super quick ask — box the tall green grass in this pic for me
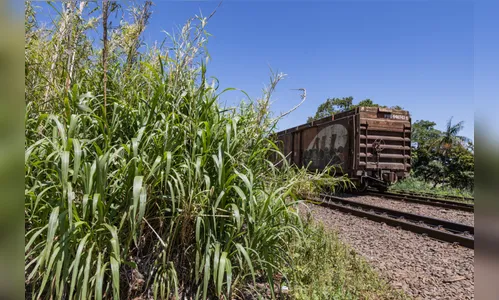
[25,3,403,299]
[24,3,334,299]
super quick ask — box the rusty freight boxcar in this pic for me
[275,106,412,190]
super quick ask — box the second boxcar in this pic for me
[276,106,412,190]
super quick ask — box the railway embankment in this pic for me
[305,202,474,299]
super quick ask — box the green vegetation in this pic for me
[25,2,400,299]
[410,119,474,195]
[307,97,403,122]
[390,177,473,200]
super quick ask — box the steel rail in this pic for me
[389,190,474,202]
[309,194,474,249]
[365,190,474,212]
[319,193,473,233]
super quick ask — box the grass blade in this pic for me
[61,151,70,195]
[235,243,255,284]
[92,194,100,222]
[137,186,147,230]
[132,176,144,221]
[213,243,220,287]
[202,249,211,300]
[67,183,74,229]
[217,251,228,296]
[225,258,232,297]
[104,224,121,300]
[81,243,95,300]
[82,194,89,220]
[37,244,60,298]
[69,233,90,300]
[73,139,82,183]
[44,206,60,269]
[95,253,104,300]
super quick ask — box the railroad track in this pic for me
[309,193,474,249]
[364,190,474,212]
[388,190,474,202]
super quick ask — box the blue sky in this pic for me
[474,0,499,143]
[28,0,497,141]
[145,0,476,139]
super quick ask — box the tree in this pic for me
[410,118,474,191]
[411,120,441,148]
[306,96,353,122]
[423,160,445,187]
[435,117,470,155]
[446,143,474,190]
[356,98,378,107]
[307,97,402,122]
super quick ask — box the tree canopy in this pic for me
[411,120,441,148]
[411,118,474,191]
[435,118,470,155]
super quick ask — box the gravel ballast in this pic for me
[305,203,474,300]
[341,194,474,226]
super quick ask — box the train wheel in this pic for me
[357,180,368,192]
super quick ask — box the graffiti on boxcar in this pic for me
[303,124,348,169]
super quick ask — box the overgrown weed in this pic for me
[25,2,404,299]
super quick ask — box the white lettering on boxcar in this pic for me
[384,114,408,120]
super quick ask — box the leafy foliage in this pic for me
[307,97,403,122]
[410,119,474,192]
[445,143,474,191]
[411,120,441,148]
[434,118,470,155]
